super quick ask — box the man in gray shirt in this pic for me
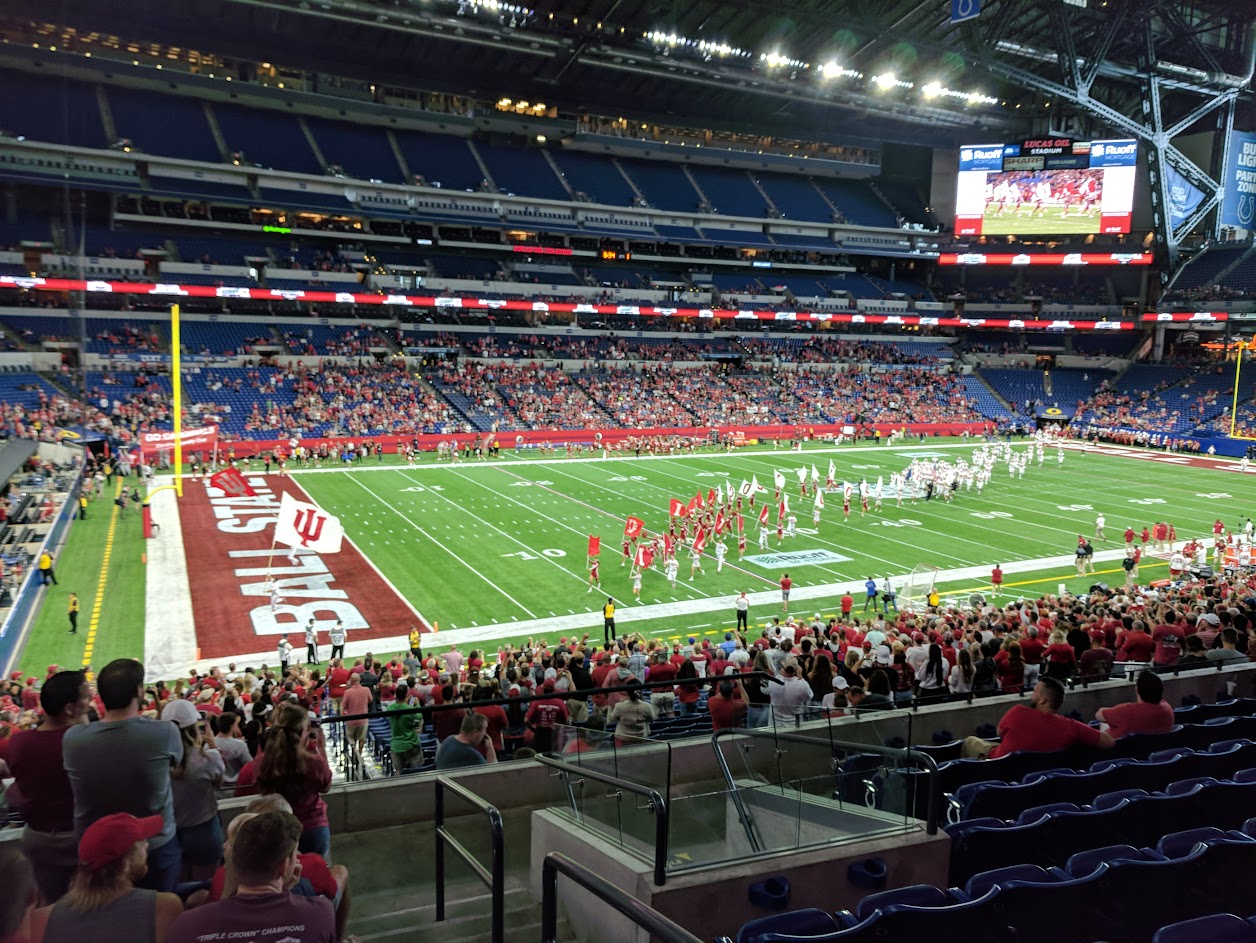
[436,713,495,770]
[1206,628,1248,665]
[62,658,183,892]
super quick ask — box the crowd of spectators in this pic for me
[781,367,982,425]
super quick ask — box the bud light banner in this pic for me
[138,424,220,458]
[1221,130,1256,229]
[1165,166,1205,230]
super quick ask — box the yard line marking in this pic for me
[342,473,537,619]
[396,470,589,588]
[82,479,123,676]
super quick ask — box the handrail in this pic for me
[710,730,765,854]
[541,852,705,943]
[711,727,942,834]
[434,776,505,943]
[534,753,670,886]
[314,670,784,725]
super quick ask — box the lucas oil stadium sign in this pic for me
[746,550,852,568]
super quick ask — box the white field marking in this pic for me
[396,470,588,588]
[190,540,1175,662]
[342,472,537,618]
[288,478,430,627]
[443,466,715,602]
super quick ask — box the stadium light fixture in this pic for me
[872,72,912,90]
[921,80,943,98]
[819,60,860,80]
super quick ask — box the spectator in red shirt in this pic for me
[1117,621,1156,663]
[707,679,747,731]
[1151,612,1185,667]
[963,677,1115,758]
[1042,630,1078,681]
[524,680,568,753]
[1078,630,1115,681]
[1096,671,1175,739]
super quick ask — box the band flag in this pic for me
[758,505,770,525]
[274,492,344,553]
[209,468,257,498]
[588,535,601,556]
[669,498,687,518]
[624,516,645,539]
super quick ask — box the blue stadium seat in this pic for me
[1063,843,1167,878]
[1156,826,1243,859]
[1164,776,1220,796]
[1014,802,1080,826]
[986,867,1113,943]
[962,864,1068,900]
[852,884,957,922]
[1153,914,1256,943]
[736,908,841,943]
[1089,788,1149,811]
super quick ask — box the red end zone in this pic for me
[179,475,425,661]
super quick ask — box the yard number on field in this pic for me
[502,549,568,560]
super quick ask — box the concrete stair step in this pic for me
[351,883,577,943]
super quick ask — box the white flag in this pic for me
[738,478,752,497]
[814,489,825,509]
[773,470,785,490]
[811,464,820,483]
[875,476,884,497]
[796,467,807,484]
[751,474,764,494]
[274,492,344,554]
[828,459,836,480]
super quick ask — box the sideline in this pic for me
[143,487,199,681]
[82,481,122,677]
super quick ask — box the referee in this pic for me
[734,591,749,631]
[603,597,617,644]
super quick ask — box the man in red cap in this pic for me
[28,813,183,941]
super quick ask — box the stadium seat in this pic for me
[1164,776,1220,796]
[736,908,841,943]
[1152,914,1256,943]
[1155,826,1243,859]
[961,863,1069,900]
[986,866,1114,943]
[851,883,957,922]
[1063,843,1167,878]
[1089,788,1150,811]
[1014,802,1081,826]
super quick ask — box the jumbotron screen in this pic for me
[954,138,1138,236]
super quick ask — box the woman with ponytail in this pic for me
[255,702,333,859]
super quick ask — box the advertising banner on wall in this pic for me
[1220,130,1256,228]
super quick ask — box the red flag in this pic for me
[758,505,770,525]
[635,545,656,569]
[687,494,700,513]
[588,535,601,557]
[624,516,645,539]
[692,528,708,554]
[664,533,674,556]
[694,490,705,510]
[707,488,717,506]
[714,510,726,535]
[778,501,787,521]
[736,513,744,533]
[209,467,257,497]
[669,498,687,518]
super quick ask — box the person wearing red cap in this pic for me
[165,811,335,943]
[27,813,183,943]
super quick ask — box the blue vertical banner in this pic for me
[951,0,981,23]
[1220,130,1256,228]
[1165,165,1205,230]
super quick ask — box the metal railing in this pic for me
[711,726,943,835]
[541,852,708,943]
[535,753,670,886]
[435,776,505,943]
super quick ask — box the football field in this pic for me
[288,441,1250,648]
[982,204,1103,235]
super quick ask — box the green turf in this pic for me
[297,443,1252,635]
[17,482,147,679]
[981,204,1106,236]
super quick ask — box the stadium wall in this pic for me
[202,422,990,456]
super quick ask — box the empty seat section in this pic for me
[755,174,832,222]
[618,159,701,212]
[106,87,219,162]
[475,143,568,201]
[687,166,768,216]
[814,178,897,227]
[395,131,482,191]
[549,151,636,206]
[305,117,403,183]
[214,103,322,175]
[3,74,106,149]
